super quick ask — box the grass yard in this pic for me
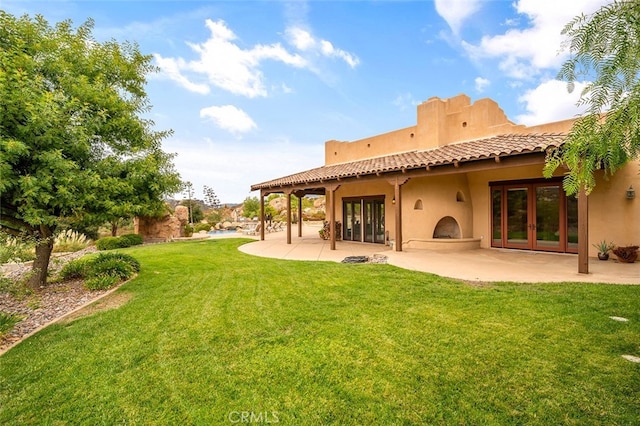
[1,239,639,424]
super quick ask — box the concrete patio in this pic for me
[230,222,640,284]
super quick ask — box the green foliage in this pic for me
[180,200,204,223]
[59,252,139,290]
[593,240,615,254]
[59,259,90,280]
[242,196,260,219]
[0,11,180,288]
[91,258,135,281]
[205,210,222,224]
[96,234,143,250]
[95,237,122,251]
[545,1,640,194]
[193,223,212,233]
[183,224,194,237]
[84,275,121,291]
[0,312,21,338]
[119,234,143,247]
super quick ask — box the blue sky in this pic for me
[1,0,612,203]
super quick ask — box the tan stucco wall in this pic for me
[401,174,473,240]
[588,163,640,254]
[324,94,640,255]
[325,126,417,165]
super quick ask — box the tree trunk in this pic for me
[27,225,54,289]
[111,221,118,237]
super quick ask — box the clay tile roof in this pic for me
[251,133,566,191]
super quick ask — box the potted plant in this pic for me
[613,245,639,263]
[593,240,615,260]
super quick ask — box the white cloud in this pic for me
[200,105,257,135]
[155,19,307,98]
[434,0,483,35]
[165,137,324,204]
[515,79,588,125]
[463,0,613,79]
[392,92,419,111]
[474,77,490,92]
[285,26,360,68]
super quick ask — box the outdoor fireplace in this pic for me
[433,216,461,239]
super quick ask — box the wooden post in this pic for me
[329,187,336,250]
[260,190,265,241]
[298,193,303,238]
[394,182,402,252]
[578,189,589,274]
[286,192,292,245]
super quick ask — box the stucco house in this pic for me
[251,94,640,273]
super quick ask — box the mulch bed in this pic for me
[0,247,113,354]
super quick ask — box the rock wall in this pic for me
[134,205,189,242]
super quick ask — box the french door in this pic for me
[491,180,578,253]
[343,197,385,244]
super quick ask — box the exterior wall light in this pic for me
[392,197,396,204]
[627,186,635,199]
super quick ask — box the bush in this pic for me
[96,236,122,251]
[96,234,143,250]
[194,223,212,233]
[85,274,120,291]
[60,259,90,280]
[0,311,21,338]
[184,224,193,237]
[119,234,143,247]
[59,252,140,290]
[91,253,139,280]
[93,252,140,273]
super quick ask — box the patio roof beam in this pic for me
[252,153,546,194]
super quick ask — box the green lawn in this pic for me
[1,239,639,424]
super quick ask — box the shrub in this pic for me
[194,223,212,233]
[184,224,193,237]
[119,234,143,247]
[96,234,143,250]
[52,229,91,253]
[85,274,120,291]
[60,259,90,280]
[93,252,140,273]
[96,236,123,251]
[0,311,22,338]
[58,252,140,290]
[91,253,138,280]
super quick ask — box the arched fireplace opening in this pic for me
[433,216,461,239]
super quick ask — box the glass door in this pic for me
[342,197,384,244]
[342,200,362,242]
[491,180,577,253]
[534,185,561,250]
[505,187,530,249]
[374,200,385,244]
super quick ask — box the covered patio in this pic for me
[237,223,640,284]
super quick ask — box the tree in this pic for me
[203,185,221,209]
[0,12,180,288]
[96,150,181,236]
[179,199,204,224]
[544,1,640,195]
[242,196,261,219]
